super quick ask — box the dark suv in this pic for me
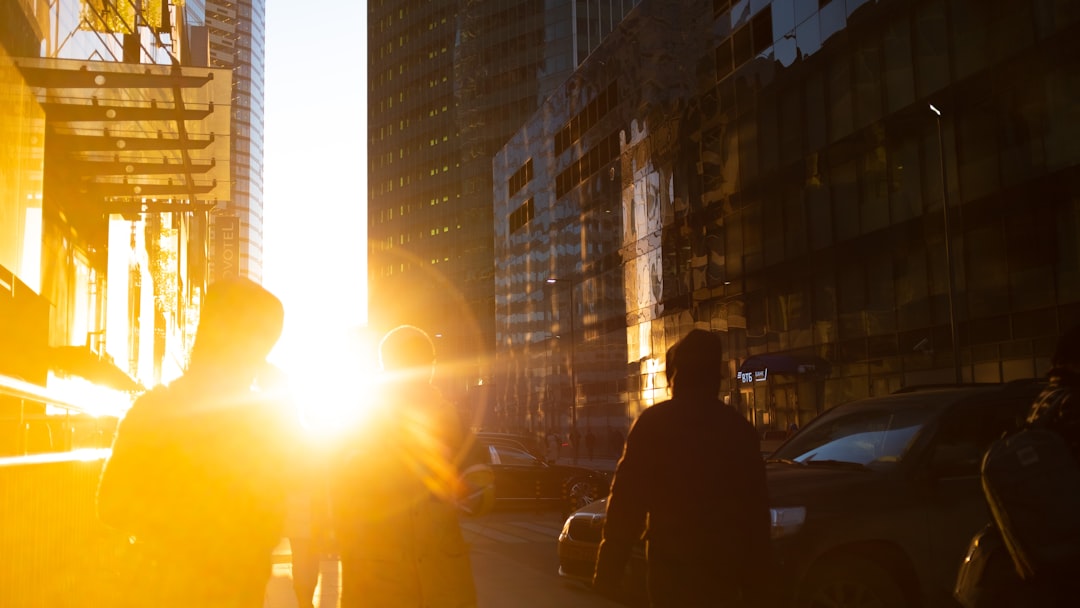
[557,381,1043,608]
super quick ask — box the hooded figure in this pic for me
[594,329,772,607]
[97,278,299,607]
[331,324,478,608]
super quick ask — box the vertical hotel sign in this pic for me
[210,214,239,283]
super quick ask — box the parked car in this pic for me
[761,428,790,456]
[467,435,607,512]
[557,381,1043,608]
[474,431,544,460]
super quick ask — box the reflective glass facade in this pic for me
[208,0,266,281]
[368,0,639,407]
[496,0,1080,439]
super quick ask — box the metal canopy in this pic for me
[13,57,232,211]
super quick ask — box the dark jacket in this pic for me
[97,372,301,607]
[594,396,771,607]
[1026,369,1080,463]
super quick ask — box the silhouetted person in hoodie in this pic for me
[593,329,771,607]
[97,278,300,608]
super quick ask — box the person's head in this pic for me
[664,344,677,387]
[378,324,436,383]
[1050,324,1080,376]
[188,278,284,379]
[669,329,724,399]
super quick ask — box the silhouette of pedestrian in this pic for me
[593,329,771,607]
[546,431,560,463]
[97,278,300,608]
[585,428,596,461]
[958,324,1080,608]
[570,427,581,463]
[330,325,478,607]
[607,427,623,457]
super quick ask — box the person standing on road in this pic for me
[593,329,771,607]
[546,430,561,463]
[1008,324,1080,605]
[570,426,581,463]
[330,324,478,608]
[97,278,299,608]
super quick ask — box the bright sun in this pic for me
[268,323,381,436]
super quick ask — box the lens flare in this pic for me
[269,325,381,437]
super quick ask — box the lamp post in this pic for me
[546,276,578,463]
[930,103,962,384]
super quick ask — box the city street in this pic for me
[264,507,626,608]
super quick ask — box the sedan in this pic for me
[557,380,1043,608]
[469,438,607,512]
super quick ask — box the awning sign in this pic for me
[737,369,768,384]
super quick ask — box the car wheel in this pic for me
[565,478,599,511]
[798,555,907,608]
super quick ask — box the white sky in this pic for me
[262,0,367,354]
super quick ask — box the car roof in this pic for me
[825,380,1044,416]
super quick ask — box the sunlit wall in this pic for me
[0,43,44,292]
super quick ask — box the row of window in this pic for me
[554,131,620,198]
[508,159,533,197]
[715,5,772,81]
[508,197,535,234]
[554,81,619,156]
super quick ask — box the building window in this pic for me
[509,198,535,233]
[508,159,534,197]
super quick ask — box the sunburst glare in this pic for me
[268,325,380,437]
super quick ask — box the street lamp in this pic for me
[930,103,962,384]
[545,276,578,462]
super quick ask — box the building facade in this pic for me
[1,0,235,396]
[494,0,1080,443]
[367,0,639,410]
[207,0,266,281]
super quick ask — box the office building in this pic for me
[368,0,639,408]
[207,0,266,281]
[494,0,1080,439]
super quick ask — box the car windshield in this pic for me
[772,400,940,468]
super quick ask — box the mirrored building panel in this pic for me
[496,0,1080,440]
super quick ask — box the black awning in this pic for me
[738,354,831,377]
[49,346,143,393]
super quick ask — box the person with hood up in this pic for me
[97,278,301,607]
[593,329,771,607]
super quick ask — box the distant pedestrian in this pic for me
[593,329,771,607]
[97,278,300,608]
[570,427,581,463]
[607,427,623,456]
[585,429,597,460]
[330,325,477,608]
[546,431,560,463]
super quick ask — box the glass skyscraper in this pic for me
[368,0,639,409]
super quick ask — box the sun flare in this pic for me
[268,325,382,437]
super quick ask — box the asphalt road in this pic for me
[264,507,627,608]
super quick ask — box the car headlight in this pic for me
[770,506,806,539]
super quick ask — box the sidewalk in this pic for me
[266,539,340,608]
